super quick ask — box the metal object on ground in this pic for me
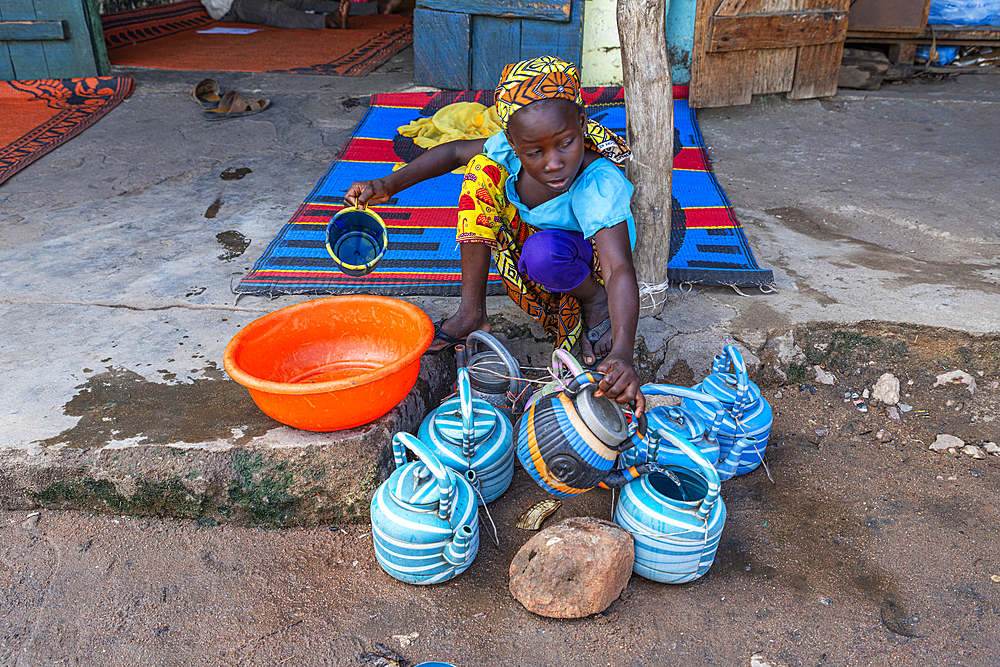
[460,331,528,421]
[516,499,562,531]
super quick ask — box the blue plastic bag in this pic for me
[927,0,1000,27]
[915,44,960,65]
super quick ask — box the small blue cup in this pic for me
[325,206,388,277]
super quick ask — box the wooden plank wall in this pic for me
[471,16,521,91]
[414,8,472,90]
[691,0,847,107]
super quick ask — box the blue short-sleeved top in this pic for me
[483,132,636,248]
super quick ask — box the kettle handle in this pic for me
[457,367,476,458]
[392,432,455,521]
[466,331,527,410]
[640,384,726,442]
[652,429,721,522]
[569,370,648,452]
[712,345,751,419]
[552,348,587,378]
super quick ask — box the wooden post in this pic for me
[617,0,673,287]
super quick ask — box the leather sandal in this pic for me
[202,91,271,121]
[189,78,222,109]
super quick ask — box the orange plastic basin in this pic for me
[223,296,434,431]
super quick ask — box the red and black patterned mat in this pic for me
[0,77,134,187]
[101,0,412,77]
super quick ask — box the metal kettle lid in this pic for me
[391,464,447,509]
[574,385,629,445]
[431,396,498,447]
[467,352,509,394]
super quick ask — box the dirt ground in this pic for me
[2,323,998,667]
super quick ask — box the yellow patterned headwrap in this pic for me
[494,55,631,165]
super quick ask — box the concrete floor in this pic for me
[1,49,999,665]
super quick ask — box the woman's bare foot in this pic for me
[427,313,491,353]
[324,0,349,28]
[377,0,402,13]
[579,290,612,367]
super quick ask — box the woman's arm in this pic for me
[344,137,488,207]
[592,223,645,416]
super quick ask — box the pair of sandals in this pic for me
[189,79,270,121]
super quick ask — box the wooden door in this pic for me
[690,0,849,107]
[414,0,584,90]
[0,0,109,81]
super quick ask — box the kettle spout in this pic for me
[600,463,651,489]
[716,436,754,481]
[444,525,475,566]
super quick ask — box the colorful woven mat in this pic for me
[236,86,773,297]
[0,77,134,187]
[102,0,412,77]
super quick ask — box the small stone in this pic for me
[774,391,782,399]
[871,373,900,405]
[930,434,965,452]
[814,366,836,385]
[991,575,1000,583]
[948,476,957,481]
[750,655,789,667]
[897,403,912,412]
[862,388,870,399]
[392,632,418,648]
[509,517,634,618]
[933,370,976,395]
[983,442,1000,455]
[887,406,900,420]
[875,429,892,443]
[963,445,986,460]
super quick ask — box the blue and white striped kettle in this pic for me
[418,367,515,504]
[620,384,723,466]
[614,430,727,584]
[682,345,772,476]
[370,432,479,585]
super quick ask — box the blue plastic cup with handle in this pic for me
[325,206,388,277]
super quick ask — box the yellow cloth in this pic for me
[397,102,502,149]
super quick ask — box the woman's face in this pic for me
[506,99,587,194]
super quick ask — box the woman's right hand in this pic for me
[344,179,393,208]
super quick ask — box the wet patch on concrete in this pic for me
[216,230,251,260]
[766,206,1000,294]
[220,167,252,181]
[205,198,224,219]
[37,366,279,450]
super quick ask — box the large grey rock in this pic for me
[658,331,759,384]
[509,517,634,619]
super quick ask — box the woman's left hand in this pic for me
[594,352,645,417]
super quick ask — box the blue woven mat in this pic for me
[236,86,773,297]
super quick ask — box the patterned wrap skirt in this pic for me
[456,154,602,351]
